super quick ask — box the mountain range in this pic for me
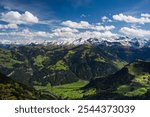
[0,37,150,99]
[1,37,150,48]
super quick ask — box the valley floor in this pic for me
[34,80,96,100]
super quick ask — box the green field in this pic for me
[34,80,96,99]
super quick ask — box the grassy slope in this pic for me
[33,55,48,68]
[0,45,127,85]
[34,80,96,99]
[0,49,24,68]
[0,73,38,100]
[115,61,150,97]
[0,45,129,99]
[86,60,150,99]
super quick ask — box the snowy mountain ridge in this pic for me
[0,36,150,48]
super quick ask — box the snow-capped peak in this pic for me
[0,36,150,48]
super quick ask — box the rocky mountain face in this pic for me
[85,60,150,99]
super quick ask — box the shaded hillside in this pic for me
[85,60,150,99]
[0,45,126,86]
[0,72,38,99]
[0,73,57,100]
[99,45,150,62]
[1,44,150,100]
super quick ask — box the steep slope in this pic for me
[0,72,39,99]
[0,72,58,100]
[85,60,150,99]
[0,45,126,86]
[98,45,150,62]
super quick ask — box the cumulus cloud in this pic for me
[113,13,150,24]
[0,25,118,44]
[0,29,51,38]
[52,27,79,33]
[51,27,79,41]
[0,11,39,24]
[61,20,115,31]
[120,27,150,38]
[18,29,52,38]
[51,20,116,42]
[0,28,54,45]
[102,16,108,22]
[61,20,91,29]
[50,31,118,44]
[0,24,18,29]
[51,27,118,43]
[92,25,115,31]
[141,13,150,18]
[0,18,118,45]
[77,31,118,40]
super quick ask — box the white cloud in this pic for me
[38,19,60,25]
[0,18,118,45]
[77,31,118,40]
[0,27,118,45]
[0,11,39,24]
[20,29,52,38]
[92,25,115,31]
[51,28,118,43]
[52,27,79,33]
[141,13,150,18]
[61,20,91,29]
[0,29,51,38]
[102,16,108,22]
[0,29,52,45]
[50,20,116,43]
[0,24,18,29]
[120,27,150,38]
[113,13,150,24]
[61,20,115,31]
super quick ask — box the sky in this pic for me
[0,0,150,44]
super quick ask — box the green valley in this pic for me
[34,80,96,99]
[0,44,150,100]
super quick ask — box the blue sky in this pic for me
[0,0,150,44]
[0,0,149,21]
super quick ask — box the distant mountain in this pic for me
[0,44,11,49]
[0,41,150,100]
[98,44,150,62]
[1,42,150,87]
[1,36,150,48]
[85,60,150,99]
[73,37,150,48]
